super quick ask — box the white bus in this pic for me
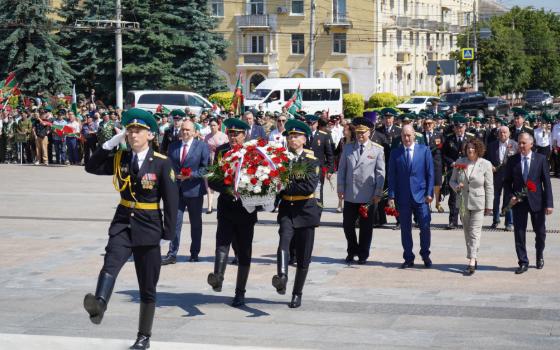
[244,78,343,114]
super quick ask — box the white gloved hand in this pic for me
[102,130,127,150]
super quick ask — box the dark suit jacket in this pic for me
[503,152,553,212]
[247,124,266,141]
[168,139,209,198]
[422,130,443,177]
[509,126,533,142]
[308,130,334,173]
[442,133,473,170]
[485,139,517,188]
[388,144,434,205]
[161,126,181,154]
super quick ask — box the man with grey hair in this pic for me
[243,111,266,141]
[485,125,518,231]
[504,132,553,274]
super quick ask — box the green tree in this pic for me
[0,0,74,95]
[58,0,115,101]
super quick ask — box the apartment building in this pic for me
[211,0,475,98]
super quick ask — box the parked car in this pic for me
[124,90,215,115]
[524,89,548,109]
[396,96,440,114]
[543,92,554,107]
[485,97,510,116]
[438,92,488,115]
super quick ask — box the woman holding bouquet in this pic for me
[272,119,322,308]
[449,138,494,275]
[207,118,257,307]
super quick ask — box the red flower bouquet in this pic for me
[384,206,400,218]
[180,167,192,177]
[501,180,537,215]
[358,204,370,218]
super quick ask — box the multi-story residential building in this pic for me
[211,0,475,99]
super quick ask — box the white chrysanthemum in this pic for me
[262,167,271,174]
[240,175,250,184]
[253,185,262,193]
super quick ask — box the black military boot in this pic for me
[84,272,115,324]
[207,247,228,292]
[289,267,309,309]
[129,302,155,349]
[272,249,289,295]
[232,265,250,307]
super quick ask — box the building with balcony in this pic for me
[212,0,474,99]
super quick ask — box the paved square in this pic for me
[1,164,559,349]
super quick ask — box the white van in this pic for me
[244,78,343,114]
[124,90,215,115]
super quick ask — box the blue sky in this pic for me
[502,0,560,12]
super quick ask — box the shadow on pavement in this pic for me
[118,290,285,318]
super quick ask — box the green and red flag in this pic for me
[71,84,78,115]
[284,84,302,116]
[1,72,17,100]
[156,104,170,114]
[230,74,244,115]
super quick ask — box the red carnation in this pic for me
[226,168,233,175]
[321,167,328,176]
[262,161,269,167]
[454,163,468,170]
[278,166,287,173]
[269,169,279,178]
[250,177,258,185]
[358,204,369,218]
[272,157,281,164]
[246,167,256,175]
[180,167,192,177]
[263,179,271,186]
[277,147,286,152]
[224,175,233,185]
[526,180,537,193]
[258,139,267,147]
[266,147,273,152]
[436,143,443,149]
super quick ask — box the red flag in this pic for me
[230,74,244,115]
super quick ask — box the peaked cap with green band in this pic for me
[381,107,399,117]
[283,119,311,137]
[223,118,250,132]
[122,108,159,133]
[170,109,186,118]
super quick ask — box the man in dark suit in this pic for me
[306,115,334,205]
[442,115,473,229]
[161,110,184,154]
[162,120,209,265]
[485,126,518,231]
[422,115,444,213]
[388,125,434,268]
[504,132,553,274]
[510,112,533,142]
[243,111,266,141]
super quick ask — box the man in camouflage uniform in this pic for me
[1,114,16,163]
[97,112,117,146]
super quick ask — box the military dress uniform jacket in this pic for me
[423,131,444,178]
[307,130,334,173]
[278,150,322,228]
[85,147,179,246]
[376,125,401,148]
[208,143,258,225]
[161,126,181,154]
[442,133,473,170]
[509,126,534,142]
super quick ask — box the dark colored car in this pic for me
[486,97,510,116]
[524,89,548,109]
[439,92,488,115]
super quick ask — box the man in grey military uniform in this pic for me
[337,117,385,264]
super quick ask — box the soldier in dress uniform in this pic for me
[510,109,533,142]
[305,114,334,205]
[368,117,389,227]
[421,115,445,213]
[442,114,474,229]
[376,108,401,150]
[469,116,487,142]
[272,119,322,308]
[161,109,184,153]
[83,108,178,350]
[207,118,258,307]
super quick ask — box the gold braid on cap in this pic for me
[113,150,138,202]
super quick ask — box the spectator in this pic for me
[34,112,50,165]
[66,112,81,165]
[52,110,68,165]
[82,115,99,165]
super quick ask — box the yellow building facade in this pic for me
[211,0,474,99]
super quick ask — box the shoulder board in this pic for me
[305,153,317,160]
[525,126,533,130]
[465,132,474,137]
[153,152,167,159]
[318,130,328,135]
[371,142,383,148]
[415,132,423,136]
[446,133,454,137]
[303,149,314,154]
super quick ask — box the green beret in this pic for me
[305,114,319,123]
[283,119,311,137]
[512,107,527,117]
[122,108,158,133]
[495,117,508,126]
[223,118,250,132]
[399,113,416,122]
[170,109,186,118]
[452,114,468,125]
[381,107,399,117]
[473,116,485,123]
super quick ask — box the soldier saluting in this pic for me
[84,108,178,350]
[273,119,322,308]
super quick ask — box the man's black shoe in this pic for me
[161,255,176,265]
[357,259,367,265]
[129,333,150,349]
[189,255,199,262]
[515,264,529,274]
[344,255,355,263]
[392,223,400,230]
[400,261,414,269]
[490,223,498,229]
[423,258,432,268]
[230,257,238,265]
[446,223,457,230]
[288,294,302,309]
[536,258,544,269]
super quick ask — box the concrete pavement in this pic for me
[1,164,559,349]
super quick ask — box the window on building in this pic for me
[409,31,413,46]
[382,30,387,52]
[390,0,394,10]
[210,0,224,17]
[250,35,265,53]
[333,0,346,22]
[333,33,346,54]
[249,0,264,15]
[249,73,266,92]
[291,34,305,55]
[416,32,419,47]
[292,0,304,14]
[404,0,408,13]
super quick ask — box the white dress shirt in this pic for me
[520,151,532,175]
[552,123,560,147]
[133,147,150,169]
[404,142,415,162]
[180,139,193,161]
[499,141,507,163]
[534,127,551,148]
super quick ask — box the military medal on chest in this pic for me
[141,173,158,190]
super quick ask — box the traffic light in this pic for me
[436,65,442,76]
[465,62,472,78]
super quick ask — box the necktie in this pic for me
[406,148,411,169]
[131,153,139,174]
[522,156,529,181]
[427,132,431,144]
[181,143,188,164]
[359,144,364,156]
